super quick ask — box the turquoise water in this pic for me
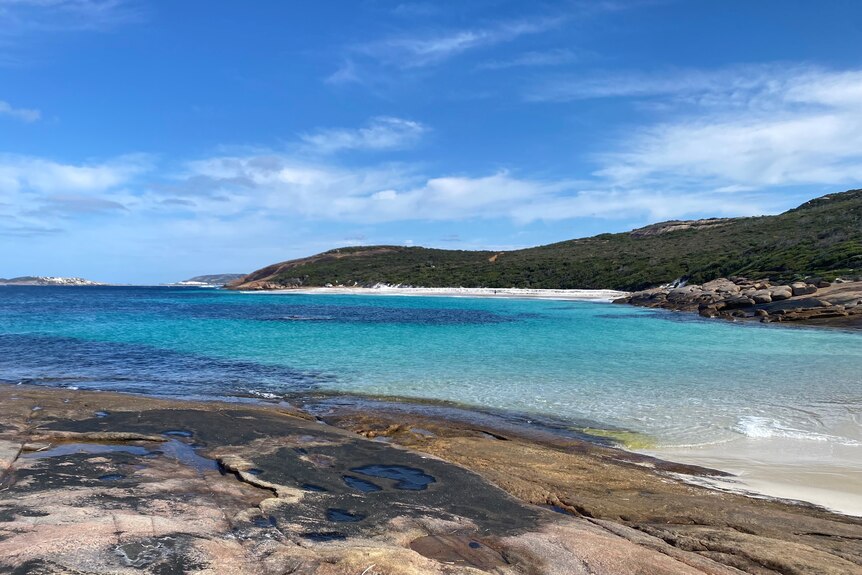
[1,286,861,448]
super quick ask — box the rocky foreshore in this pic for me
[616,277,862,328]
[1,385,861,574]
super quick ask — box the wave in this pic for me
[733,415,861,446]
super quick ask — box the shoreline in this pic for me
[239,285,629,302]
[2,383,860,573]
[13,375,862,518]
[287,390,862,518]
[7,381,862,518]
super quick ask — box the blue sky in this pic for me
[2,0,862,283]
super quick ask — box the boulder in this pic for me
[723,296,755,309]
[791,282,818,296]
[752,290,772,304]
[769,286,793,300]
[702,278,740,294]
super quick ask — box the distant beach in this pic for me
[243,285,629,301]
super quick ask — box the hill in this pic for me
[231,189,862,292]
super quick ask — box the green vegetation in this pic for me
[237,189,862,291]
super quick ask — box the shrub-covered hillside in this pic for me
[232,189,862,291]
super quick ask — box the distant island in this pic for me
[0,276,105,286]
[230,189,861,291]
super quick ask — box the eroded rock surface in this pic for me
[1,385,860,574]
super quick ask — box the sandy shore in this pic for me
[242,285,629,301]
[644,437,862,517]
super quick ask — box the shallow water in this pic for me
[1,286,860,454]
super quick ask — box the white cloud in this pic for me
[300,116,427,154]
[0,153,149,194]
[0,153,149,234]
[168,152,744,225]
[570,67,862,190]
[0,99,39,121]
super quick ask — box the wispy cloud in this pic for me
[477,48,578,71]
[0,99,39,121]
[300,116,427,154]
[33,194,128,215]
[356,17,563,69]
[0,0,141,33]
[0,0,141,64]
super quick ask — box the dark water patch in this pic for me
[350,465,436,491]
[342,475,382,493]
[95,411,109,418]
[326,508,365,523]
[544,505,570,515]
[301,483,327,492]
[246,468,263,476]
[593,313,654,320]
[162,429,193,438]
[0,333,334,398]
[301,531,346,542]
[469,541,482,549]
[98,473,125,481]
[191,300,516,326]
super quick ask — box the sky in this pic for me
[1,1,862,283]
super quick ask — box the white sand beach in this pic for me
[244,285,629,301]
[644,437,862,517]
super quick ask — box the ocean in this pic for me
[2,285,860,449]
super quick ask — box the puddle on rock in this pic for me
[326,508,365,523]
[302,531,346,542]
[22,439,218,475]
[350,465,436,491]
[158,439,219,474]
[162,430,193,438]
[301,483,327,492]
[23,443,151,460]
[98,473,125,481]
[342,475,382,493]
